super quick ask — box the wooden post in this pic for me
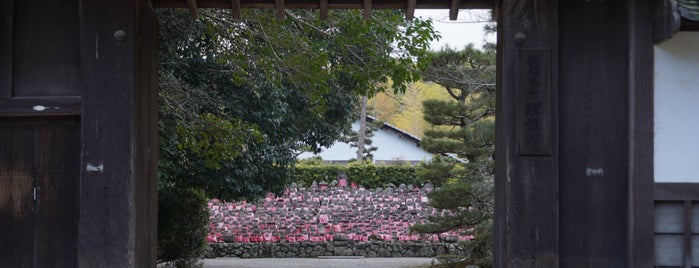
[496,1,657,267]
[495,1,559,267]
[134,3,160,267]
[628,0,655,266]
[79,1,158,267]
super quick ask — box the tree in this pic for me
[156,8,438,265]
[368,81,449,138]
[342,114,382,161]
[157,8,437,200]
[356,96,370,160]
[410,45,496,268]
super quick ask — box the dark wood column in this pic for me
[495,1,560,267]
[496,1,656,267]
[628,0,655,266]
[134,3,160,267]
[79,1,158,267]
[557,2,629,266]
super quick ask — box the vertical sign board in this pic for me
[517,48,552,156]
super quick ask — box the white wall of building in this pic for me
[298,121,433,163]
[654,32,699,182]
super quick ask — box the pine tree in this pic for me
[411,45,496,267]
[355,96,370,161]
[342,114,381,162]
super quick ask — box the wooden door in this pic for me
[0,120,36,267]
[1,0,82,267]
[0,117,80,268]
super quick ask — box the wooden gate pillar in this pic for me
[495,1,655,267]
[78,1,159,267]
[495,1,559,267]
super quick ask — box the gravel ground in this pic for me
[203,257,434,268]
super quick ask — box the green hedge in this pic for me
[293,161,427,189]
[158,186,209,268]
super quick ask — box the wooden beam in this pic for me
[363,0,372,20]
[655,183,699,201]
[275,0,285,19]
[151,0,494,11]
[681,16,699,31]
[319,0,328,20]
[406,0,416,20]
[230,0,242,19]
[0,97,81,117]
[186,0,199,18]
[449,0,460,20]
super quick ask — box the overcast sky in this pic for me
[414,9,496,50]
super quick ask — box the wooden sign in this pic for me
[516,48,552,155]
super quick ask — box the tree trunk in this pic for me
[356,95,368,161]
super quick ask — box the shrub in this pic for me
[416,155,458,187]
[158,186,210,268]
[460,220,493,268]
[293,161,345,186]
[293,160,426,189]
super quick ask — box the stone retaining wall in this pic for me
[208,181,473,243]
[205,241,465,258]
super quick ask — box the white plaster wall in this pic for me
[298,121,433,163]
[654,32,699,182]
[370,125,433,162]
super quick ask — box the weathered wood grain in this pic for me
[151,0,493,13]
[558,1,629,267]
[35,118,80,268]
[628,1,655,266]
[0,0,12,97]
[0,117,80,268]
[0,97,81,117]
[0,120,36,268]
[79,1,137,267]
[496,0,559,267]
[133,4,160,267]
[13,0,80,97]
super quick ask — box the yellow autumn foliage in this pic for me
[368,80,452,138]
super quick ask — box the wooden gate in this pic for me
[0,0,81,266]
[1,1,82,267]
[1,0,159,267]
[2,0,683,266]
